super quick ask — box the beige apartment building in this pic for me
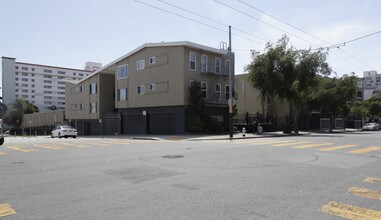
[65,41,233,135]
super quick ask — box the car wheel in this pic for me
[0,137,4,145]
[58,132,62,138]
[51,134,54,138]
[73,136,77,139]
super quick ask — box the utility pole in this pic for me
[228,26,234,139]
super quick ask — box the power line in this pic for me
[134,0,264,45]
[321,30,381,50]
[213,0,322,48]
[157,0,268,42]
[233,0,377,72]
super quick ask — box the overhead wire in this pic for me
[157,0,268,42]
[134,0,265,45]
[233,0,377,72]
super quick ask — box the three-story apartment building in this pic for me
[66,41,233,135]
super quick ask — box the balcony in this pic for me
[201,64,230,77]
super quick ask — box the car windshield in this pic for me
[62,126,74,129]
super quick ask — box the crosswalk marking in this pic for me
[250,140,295,145]
[6,146,36,153]
[317,144,357,151]
[319,201,381,219]
[347,146,381,154]
[271,141,312,147]
[364,177,381,184]
[33,144,64,150]
[0,203,16,218]
[293,143,333,149]
[347,187,381,200]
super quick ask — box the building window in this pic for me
[215,58,221,74]
[44,101,52,105]
[58,81,65,85]
[58,92,65,95]
[75,86,83,92]
[137,60,145,70]
[57,71,65,74]
[137,85,145,94]
[15,83,18,86]
[31,79,35,82]
[117,65,128,79]
[215,83,221,101]
[90,83,97,94]
[22,89,28,93]
[15,77,18,81]
[149,56,156,65]
[44,69,52,73]
[201,82,207,99]
[225,60,230,75]
[31,90,35,93]
[80,104,84,110]
[149,84,155,91]
[225,85,230,100]
[58,86,65,90]
[189,52,196,71]
[22,84,28,87]
[90,103,97,113]
[15,72,18,75]
[22,72,28,76]
[31,85,35,88]
[201,55,208,72]
[118,88,127,101]
[22,95,28,98]
[58,102,65,105]
[31,68,35,71]
[79,73,83,76]
[44,91,52,94]
[73,73,76,76]
[44,80,52,83]
[58,76,65,79]
[22,78,28,82]
[15,66,18,70]
[44,96,52,100]
[44,85,52,89]
[15,89,18,92]
[44,75,52,78]
[22,67,28,71]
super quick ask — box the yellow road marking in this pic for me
[6,146,36,153]
[348,187,381,200]
[0,203,16,218]
[0,151,5,155]
[33,144,64,150]
[347,146,381,154]
[319,201,381,220]
[293,143,333,149]
[317,144,357,151]
[272,141,313,147]
[250,140,295,145]
[364,177,381,184]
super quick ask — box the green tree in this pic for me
[306,74,358,117]
[246,35,330,133]
[365,94,381,120]
[349,101,369,119]
[2,98,39,128]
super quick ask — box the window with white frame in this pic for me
[225,85,230,100]
[117,64,128,79]
[90,102,97,113]
[201,55,208,72]
[225,60,230,75]
[215,83,221,101]
[215,58,221,74]
[118,88,127,101]
[149,56,156,65]
[137,60,145,70]
[137,85,145,94]
[90,83,97,94]
[149,84,155,91]
[189,51,196,71]
[201,82,207,99]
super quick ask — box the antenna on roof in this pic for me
[219,41,228,50]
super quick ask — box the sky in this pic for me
[1,0,381,87]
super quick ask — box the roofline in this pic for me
[15,61,93,73]
[1,56,16,60]
[73,41,230,84]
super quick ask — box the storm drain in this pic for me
[162,155,184,159]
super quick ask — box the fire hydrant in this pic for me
[242,127,246,137]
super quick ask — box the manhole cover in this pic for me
[162,155,184,159]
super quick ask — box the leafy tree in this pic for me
[365,94,381,120]
[246,35,330,132]
[2,98,39,128]
[349,101,369,119]
[306,74,358,117]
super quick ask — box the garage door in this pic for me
[122,115,146,134]
[148,113,177,134]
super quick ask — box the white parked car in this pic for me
[51,125,77,138]
[362,122,380,131]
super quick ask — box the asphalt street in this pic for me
[0,132,380,219]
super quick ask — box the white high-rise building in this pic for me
[1,57,101,112]
[362,70,381,100]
